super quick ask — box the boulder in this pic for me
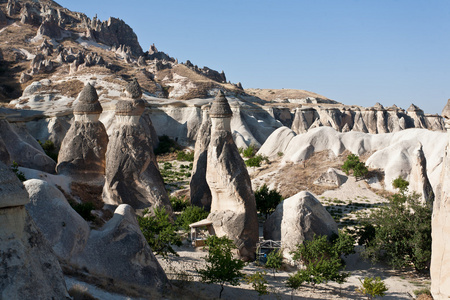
[190,105,212,211]
[103,79,170,212]
[71,204,169,291]
[263,191,338,259]
[313,167,347,187]
[24,179,90,262]
[0,162,69,299]
[57,83,108,181]
[206,91,258,261]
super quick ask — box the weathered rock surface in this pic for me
[57,83,108,181]
[431,100,450,299]
[0,118,56,173]
[263,191,338,259]
[103,79,170,212]
[24,179,90,262]
[71,204,169,291]
[206,91,258,261]
[0,162,69,300]
[313,167,347,187]
[409,144,434,205]
[190,105,212,210]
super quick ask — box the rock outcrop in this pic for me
[409,144,434,205]
[313,168,347,187]
[431,99,450,299]
[103,79,171,212]
[206,91,258,261]
[57,83,108,182]
[263,191,338,260]
[24,179,90,262]
[190,104,212,211]
[71,204,169,291]
[0,162,69,300]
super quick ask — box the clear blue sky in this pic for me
[56,0,450,114]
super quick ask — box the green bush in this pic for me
[243,145,256,158]
[342,154,368,180]
[198,236,245,299]
[176,150,195,162]
[138,207,182,257]
[255,184,283,218]
[70,201,95,221]
[176,205,209,231]
[170,196,189,212]
[10,161,26,182]
[392,176,409,193]
[245,271,269,296]
[154,135,181,155]
[357,189,432,272]
[245,155,268,167]
[356,277,388,299]
[265,249,283,278]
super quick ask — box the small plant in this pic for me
[38,139,58,162]
[265,249,283,278]
[138,207,182,257]
[10,161,26,182]
[245,155,268,167]
[70,201,95,221]
[277,151,284,157]
[176,205,209,231]
[245,271,270,297]
[243,144,256,158]
[176,150,195,162]
[170,195,189,212]
[392,176,409,194]
[286,271,307,299]
[154,135,181,155]
[356,276,388,299]
[197,236,245,299]
[254,184,283,218]
[342,154,368,180]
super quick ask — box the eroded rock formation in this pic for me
[263,191,338,260]
[409,143,434,205]
[57,83,108,181]
[431,99,450,299]
[0,162,69,299]
[206,91,258,261]
[103,79,171,212]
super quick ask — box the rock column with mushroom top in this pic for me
[56,83,108,182]
[431,99,450,299]
[205,91,258,261]
[0,162,69,299]
[103,79,171,213]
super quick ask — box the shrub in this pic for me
[70,201,95,221]
[154,135,181,155]
[392,176,409,194]
[198,236,245,299]
[10,161,26,182]
[356,276,388,299]
[138,207,182,257]
[176,150,195,162]
[243,144,256,158]
[254,184,283,218]
[265,249,283,278]
[170,196,189,212]
[38,139,58,162]
[245,155,268,167]
[342,154,368,180]
[245,271,269,296]
[357,188,432,272]
[176,205,209,231]
[286,271,308,298]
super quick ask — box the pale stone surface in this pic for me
[263,191,338,260]
[0,162,69,300]
[206,92,258,261]
[71,204,169,291]
[190,106,212,211]
[313,167,347,187]
[24,179,90,262]
[409,144,434,204]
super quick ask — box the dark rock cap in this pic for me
[442,99,450,119]
[373,102,384,110]
[407,103,423,112]
[209,90,232,118]
[73,83,102,114]
[125,78,142,99]
[115,99,145,116]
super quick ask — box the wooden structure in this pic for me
[188,219,214,247]
[256,240,282,264]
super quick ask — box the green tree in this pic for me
[265,249,283,278]
[342,154,368,180]
[392,176,409,194]
[358,189,432,272]
[245,271,269,297]
[254,184,283,218]
[356,277,388,300]
[176,205,209,231]
[197,236,245,298]
[138,207,182,258]
[286,271,308,299]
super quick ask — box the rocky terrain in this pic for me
[0,0,449,299]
